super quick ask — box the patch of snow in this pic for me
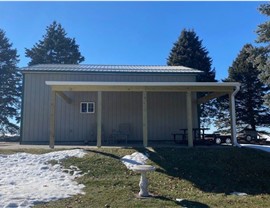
[176,198,184,202]
[230,192,248,196]
[0,149,87,207]
[121,152,148,170]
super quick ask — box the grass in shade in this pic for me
[2,147,270,208]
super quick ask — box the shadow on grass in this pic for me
[144,147,270,195]
[152,195,209,207]
[84,149,121,160]
[135,195,209,207]
[176,199,210,208]
[82,147,270,195]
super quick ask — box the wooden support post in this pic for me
[49,90,56,149]
[186,91,193,147]
[97,91,102,147]
[142,91,148,147]
[229,92,237,146]
[56,91,72,104]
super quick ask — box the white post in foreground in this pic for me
[229,91,239,146]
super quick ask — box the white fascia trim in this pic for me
[45,81,241,87]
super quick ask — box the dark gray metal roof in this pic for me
[21,64,202,74]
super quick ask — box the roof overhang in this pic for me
[45,81,240,93]
[21,64,203,74]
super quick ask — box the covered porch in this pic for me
[46,81,240,148]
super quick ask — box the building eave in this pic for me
[45,81,240,92]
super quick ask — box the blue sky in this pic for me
[0,1,268,81]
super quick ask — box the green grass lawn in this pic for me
[2,147,270,208]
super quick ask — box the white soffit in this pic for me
[45,81,241,88]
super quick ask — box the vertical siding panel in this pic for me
[31,75,39,141]
[38,75,44,142]
[22,75,31,142]
[22,75,27,142]
[73,93,79,142]
[33,75,39,141]
[71,83,77,142]
[102,92,142,142]
[76,93,81,142]
[63,96,68,142]
[56,95,60,142]
[34,74,44,142]
[42,74,48,142]
[22,71,198,144]
[60,94,66,142]
[27,75,34,142]
[102,92,107,141]
[44,74,53,142]
[21,75,27,141]
[73,74,79,141]
[107,92,113,141]
[102,92,109,141]
[52,91,98,143]
[55,96,61,142]
[148,92,186,141]
[66,92,72,142]
[57,75,64,142]
[65,84,71,142]
[40,75,46,142]
[71,93,77,141]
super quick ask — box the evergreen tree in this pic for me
[167,29,216,82]
[167,29,216,127]
[215,44,270,131]
[253,3,270,106]
[213,94,231,133]
[0,29,21,135]
[25,21,85,66]
[256,3,270,44]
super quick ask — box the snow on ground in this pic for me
[121,152,148,170]
[0,149,86,208]
[241,144,270,153]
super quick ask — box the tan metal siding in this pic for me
[23,72,197,82]
[22,75,31,141]
[102,92,142,143]
[148,92,186,140]
[55,92,97,143]
[21,72,198,144]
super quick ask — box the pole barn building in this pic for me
[20,64,240,148]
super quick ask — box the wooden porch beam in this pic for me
[51,85,235,93]
[56,91,72,104]
[196,92,228,104]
